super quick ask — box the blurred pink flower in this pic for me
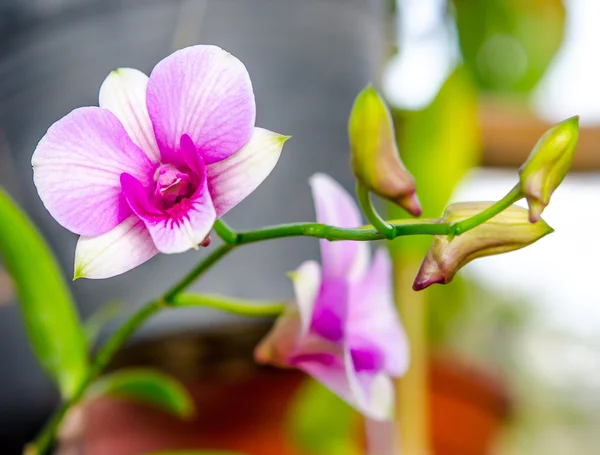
[255,173,409,421]
[32,45,287,279]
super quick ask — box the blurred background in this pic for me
[0,0,599,454]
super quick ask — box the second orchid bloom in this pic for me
[256,174,409,421]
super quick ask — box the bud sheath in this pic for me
[413,202,553,290]
[348,85,421,216]
[519,116,579,222]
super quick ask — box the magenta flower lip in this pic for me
[255,174,409,421]
[31,45,288,279]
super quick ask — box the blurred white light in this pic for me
[533,0,600,126]
[453,168,600,339]
[383,0,458,110]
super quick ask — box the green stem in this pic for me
[29,246,236,455]
[213,219,238,244]
[163,244,235,303]
[356,182,395,239]
[452,185,522,235]
[27,185,523,454]
[29,300,163,454]
[234,219,448,244]
[172,293,286,316]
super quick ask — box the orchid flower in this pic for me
[32,45,287,279]
[255,173,409,423]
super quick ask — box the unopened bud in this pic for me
[348,85,421,216]
[413,202,553,291]
[519,116,579,222]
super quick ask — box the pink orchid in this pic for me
[255,173,409,421]
[32,45,287,279]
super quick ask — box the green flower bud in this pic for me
[519,116,579,222]
[413,202,553,291]
[348,85,421,216]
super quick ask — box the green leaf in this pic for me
[83,300,123,349]
[452,0,565,94]
[390,67,481,255]
[388,68,481,347]
[88,368,195,419]
[0,189,88,397]
[287,378,361,455]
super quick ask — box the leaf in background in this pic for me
[83,300,123,349]
[287,378,361,455]
[451,0,565,94]
[390,66,481,255]
[389,67,481,345]
[0,188,88,397]
[87,368,195,420]
[386,67,481,452]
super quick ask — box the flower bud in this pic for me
[413,202,553,290]
[519,116,579,222]
[348,85,422,216]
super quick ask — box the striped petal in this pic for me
[74,215,158,279]
[99,68,160,162]
[32,107,154,236]
[147,45,255,165]
[206,127,288,218]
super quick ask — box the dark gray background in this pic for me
[0,0,388,451]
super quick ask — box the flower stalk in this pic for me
[27,192,549,454]
[356,181,396,240]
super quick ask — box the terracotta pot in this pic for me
[78,323,306,455]
[64,326,510,455]
[429,353,511,455]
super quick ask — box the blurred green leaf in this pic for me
[287,378,361,455]
[387,68,481,347]
[426,274,468,345]
[88,368,195,419]
[83,300,123,349]
[390,67,481,255]
[0,188,88,397]
[451,0,565,94]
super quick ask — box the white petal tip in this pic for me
[278,134,292,145]
[73,259,89,280]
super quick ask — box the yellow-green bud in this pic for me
[413,202,553,290]
[348,85,421,216]
[519,116,579,223]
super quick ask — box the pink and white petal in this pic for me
[296,348,393,420]
[144,191,216,254]
[290,260,321,335]
[74,215,158,279]
[344,349,395,421]
[99,68,160,161]
[32,107,154,236]
[348,249,409,376]
[206,128,288,218]
[254,308,302,367]
[295,355,356,408]
[309,173,370,281]
[147,45,255,165]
